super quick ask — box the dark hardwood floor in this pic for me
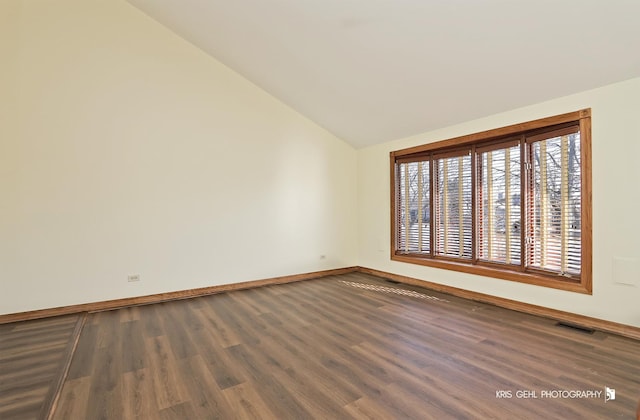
[0,313,83,419]
[2,273,640,419]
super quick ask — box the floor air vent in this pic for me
[555,322,595,334]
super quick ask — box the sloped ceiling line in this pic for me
[127,0,640,148]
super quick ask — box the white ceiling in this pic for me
[127,0,640,148]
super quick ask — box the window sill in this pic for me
[391,253,592,294]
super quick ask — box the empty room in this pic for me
[2,1,640,419]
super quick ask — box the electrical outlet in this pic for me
[128,274,140,282]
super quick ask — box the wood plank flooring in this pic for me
[0,314,83,419]
[2,272,640,419]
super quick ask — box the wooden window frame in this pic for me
[390,109,592,294]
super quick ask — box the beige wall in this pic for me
[0,1,357,314]
[358,77,640,327]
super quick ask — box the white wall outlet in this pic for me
[128,274,140,282]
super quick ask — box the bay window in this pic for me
[391,110,592,293]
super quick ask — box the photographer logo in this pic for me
[605,387,615,403]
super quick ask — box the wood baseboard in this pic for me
[4,265,637,341]
[0,266,358,324]
[357,266,640,341]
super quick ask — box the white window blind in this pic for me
[397,160,430,253]
[434,153,472,259]
[527,129,581,275]
[478,144,522,265]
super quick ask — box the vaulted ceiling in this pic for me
[127,0,640,148]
